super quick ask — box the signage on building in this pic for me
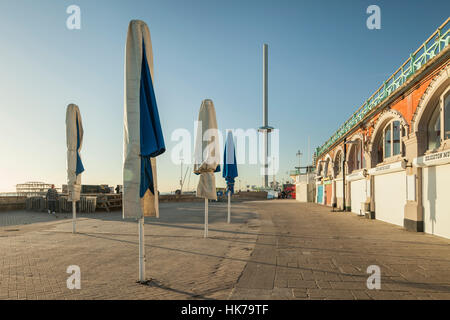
[413,150,450,167]
[368,160,406,176]
[346,169,368,182]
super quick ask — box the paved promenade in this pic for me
[0,202,259,300]
[1,200,450,300]
[231,200,450,300]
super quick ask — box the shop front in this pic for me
[323,179,332,206]
[347,170,369,215]
[316,182,324,204]
[414,150,450,239]
[369,161,407,227]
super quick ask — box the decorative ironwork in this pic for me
[316,18,450,159]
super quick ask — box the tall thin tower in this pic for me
[258,44,274,188]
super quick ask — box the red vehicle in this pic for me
[281,184,296,199]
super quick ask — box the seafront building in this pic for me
[312,18,450,239]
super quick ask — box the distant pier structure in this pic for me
[16,182,53,196]
[258,43,274,188]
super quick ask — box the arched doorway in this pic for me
[346,137,368,215]
[323,155,332,206]
[368,109,409,226]
[412,67,450,239]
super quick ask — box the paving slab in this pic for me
[0,201,259,300]
[230,200,450,300]
[2,200,450,300]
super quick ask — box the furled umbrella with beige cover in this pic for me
[123,20,165,283]
[194,99,220,238]
[66,103,84,234]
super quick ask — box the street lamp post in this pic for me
[296,150,303,174]
[343,139,358,211]
[179,157,183,194]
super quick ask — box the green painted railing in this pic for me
[315,18,450,159]
[289,168,316,176]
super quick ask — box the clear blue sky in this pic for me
[0,0,448,192]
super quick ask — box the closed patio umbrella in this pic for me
[66,103,84,234]
[194,99,220,238]
[124,20,165,283]
[223,131,238,223]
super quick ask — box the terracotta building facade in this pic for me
[314,19,450,239]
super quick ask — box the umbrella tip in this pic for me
[130,19,146,26]
[201,99,214,108]
[67,103,79,110]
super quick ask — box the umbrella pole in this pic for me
[227,192,231,224]
[138,217,146,282]
[204,198,208,238]
[155,180,160,219]
[155,193,159,219]
[72,201,76,234]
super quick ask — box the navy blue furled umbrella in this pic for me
[123,20,165,283]
[223,131,238,223]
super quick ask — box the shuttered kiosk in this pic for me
[66,104,85,234]
[368,161,407,227]
[347,170,369,215]
[123,20,166,283]
[414,151,450,239]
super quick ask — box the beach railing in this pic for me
[25,196,97,213]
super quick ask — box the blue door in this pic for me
[317,185,323,203]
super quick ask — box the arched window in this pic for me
[384,124,392,158]
[428,103,441,151]
[362,142,366,168]
[444,92,450,140]
[393,121,401,155]
[353,140,363,170]
[347,139,365,173]
[334,152,342,176]
[324,159,330,177]
[383,120,402,160]
[377,138,383,164]
[317,163,323,176]
[426,90,450,151]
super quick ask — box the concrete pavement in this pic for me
[0,201,259,300]
[231,200,450,300]
[1,200,449,300]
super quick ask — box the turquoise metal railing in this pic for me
[315,18,450,159]
[289,168,316,176]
